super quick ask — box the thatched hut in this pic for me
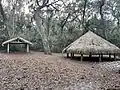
[2,37,32,53]
[62,31,120,61]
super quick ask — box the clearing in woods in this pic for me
[0,52,120,90]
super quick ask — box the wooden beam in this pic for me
[10,42,27,44]
[81,54,83,62]
[27,44,29,53]
[7,43,10,53]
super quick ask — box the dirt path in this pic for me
[0,52,120,90]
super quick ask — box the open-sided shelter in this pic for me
[2,37,32,53]
[62,31,120,61]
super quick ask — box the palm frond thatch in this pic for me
[63,31,120,55]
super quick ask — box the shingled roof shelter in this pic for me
[62,31,120,61]
[2,37,32,53]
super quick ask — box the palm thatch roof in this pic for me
[2,37,32,46]
[63,31,120,55]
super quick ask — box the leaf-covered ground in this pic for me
[0,52,120,90]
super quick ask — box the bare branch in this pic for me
[36,0,40,7]
[61,13,71,30]
[36,0,60,10]
[60,0,66,7]
[43,0,49,6]
[99,0,105,19]
[51,4,59,11]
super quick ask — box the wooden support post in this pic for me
[7,43,10,53]
[89,52,92,59]
[73,53,74,58]
[114,53,116,61]
[71,53,72,59]
[27,44,29,53]
[99,54,101,62]
[109,53,111,60]
[67,53,69,58]
[81,54,83,62]
[101,53,103,59]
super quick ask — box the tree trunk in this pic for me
[34,9,51,55]
[99,0,106,38]
[82,0,88,33]
[0,0,6,21]
[0,1,9,38]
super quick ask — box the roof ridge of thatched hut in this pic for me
[2,37,32,46]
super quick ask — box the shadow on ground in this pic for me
[65,56,119,62]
